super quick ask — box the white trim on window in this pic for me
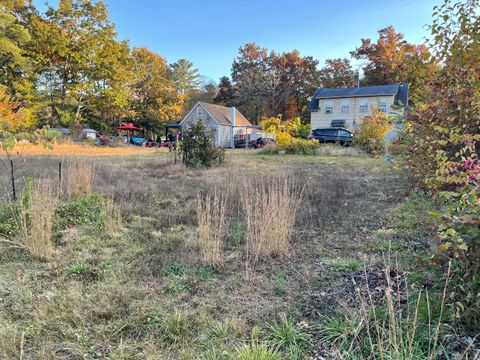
[359,99,369,113]
[325,100,333,114]
[379,98,387,113]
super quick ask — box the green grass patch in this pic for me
[324,257,362,272]
[67,261,88,275]
[163,261,186,276]
[53,193,107,236]
[196,266,218,278]
[0,204,18,238]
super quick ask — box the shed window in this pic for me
[325,100,333,114]
[359,99,369,113]
[196,106,203,117]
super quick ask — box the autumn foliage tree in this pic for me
[318,58,356,88]
[131,48,183,135]
[0,1,32,99]
[351,26,437,103]
[30,0,133,129]
[0,85,33,132]
[231,43,320,123]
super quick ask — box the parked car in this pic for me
[250,137,274,149]
[234,136,273,149]
[309,128,354,145]
[131,137,147,146]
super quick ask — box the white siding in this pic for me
[181,103,220,146]
[217,125,232,147]
[181,103,256,147]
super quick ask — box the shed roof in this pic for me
[308,84,408,111]
[199,102,252,127]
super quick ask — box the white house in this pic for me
[180,102,256,148]
[308,84,408,131]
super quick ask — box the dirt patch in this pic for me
[303,264,407,318]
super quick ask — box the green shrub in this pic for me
[433,168,480,331]
[260,139,319,155]
[181,122,225,168]
[402,0,480,330]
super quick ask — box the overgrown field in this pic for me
[0,149,470,359]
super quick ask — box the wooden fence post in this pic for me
[10,159,16,201]
[58,162,62,193]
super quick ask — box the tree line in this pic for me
[1,0,212,136]
[214,27,437,123]
[1,0,437,134]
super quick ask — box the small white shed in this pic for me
[180,102,254,148]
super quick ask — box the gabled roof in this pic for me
[198,102,252,127]
[308,84,408,111]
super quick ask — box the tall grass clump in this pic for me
[240,175,305,267]
[61,158,93,198]
[17,178,57,259]
[196,189,229,266]
[236,343,281,360]
[266,316,310,359]
[103,197,123,238]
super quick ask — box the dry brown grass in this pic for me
[11,141,162,156]
[104,197,124,238]
[1,152,434,359]
[196,189,229,266]
[240,175,306,267]
[61,158,94,198]
[17,178,57,259]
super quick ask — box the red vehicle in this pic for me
[145,140,172,148]
[145,141,161,148]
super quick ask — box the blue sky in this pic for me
[33,0,439,83]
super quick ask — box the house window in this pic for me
[341,100,349,114]
[379,98,387,113]
[359,99,369,113]
[196,106,203,117]
[325,100,333,114]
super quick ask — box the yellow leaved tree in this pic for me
[355,108,392,155]
[259,116,318,154]
[0,86,35,133]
